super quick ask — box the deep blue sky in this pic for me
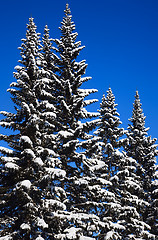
[0,0,158,142]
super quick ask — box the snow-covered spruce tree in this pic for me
[51,4,111,239]
[0,18,63,240]
[37,24,93,240]
[125,91,158,238]
[0,17,43,239]
[113,150,156,240]
[96,87,125,176]
[88,88,127,239]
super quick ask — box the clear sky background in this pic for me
[0,0,158,144]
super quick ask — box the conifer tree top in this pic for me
[96,87,124,151]
[65,3,71,15]
[99,87,119,117]
[60,3,75,34]
[129,90,146,131]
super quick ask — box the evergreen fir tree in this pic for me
[90,88,126,239]
[0,17,43,239]
[113,151,155,240]
[38,24,81,240]
[125,91,158,239]
[96,87,125,176]
[0,18,61,240]
[52,4,107,238]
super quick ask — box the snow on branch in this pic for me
[78,89,98,97]
[0,147,14,155]
[45,168,66,178]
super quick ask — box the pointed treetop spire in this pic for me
[135,90,139,98]
[26,17,37,34]
[108,86,112,93]
[29,13,34,24]
[133,90,142,109]
[129,90,146,132]
[134,90,143,111]
[44,24,49,32]
[28,16,34,23]
[64,3,71,15]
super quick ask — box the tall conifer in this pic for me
[96,88,124,175]
[0,18,62,240]
[93,88,126,239]
[52,4,104,238]
[125,91,158,239]
[0,17,44,239]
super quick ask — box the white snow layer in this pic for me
[53,212,99,221]
[36,217,48,229]
[0,147,13,155]
[78,88,98,97]
[20,136,33,146]
[45,148,57,157]
[64,227,81,239]
[2,156,19,163]
[58,130,73,138]
[5,162,19,170]
[0,236,12,240]
[89,159,106,172]
[80,236,95,240]
[75,179,88,186]
[44,199,66,210]
[114,149,123,157]
[105,231,115,240]
[34,157,44,166]
[35,237,44,240]
[24,149,35,158]
[84,99,98,106]
[44,101,55,110]
[42,112,56,118]
[16,180,31,190]
[20,223,31,230]
[20,180,32,189]
[45,168,66,178]
[97,178,111,186]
